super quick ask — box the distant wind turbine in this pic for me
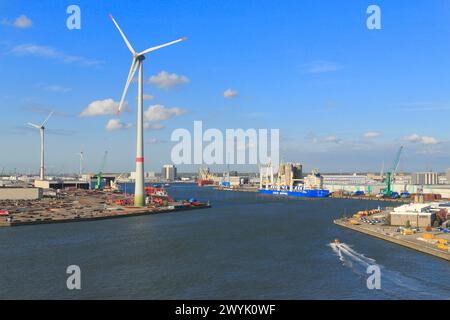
[27,111,54,180]
[109,14,187,206]
[77,147,84,179]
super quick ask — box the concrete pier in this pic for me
[334,218,450,261]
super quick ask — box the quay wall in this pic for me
[334,219,450,261]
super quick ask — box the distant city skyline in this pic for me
[1,1,450,173]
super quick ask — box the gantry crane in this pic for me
[95,151,108,190]
[383,146,403,198]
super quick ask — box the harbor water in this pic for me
[0,183,449,299]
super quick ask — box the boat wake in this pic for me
[329,242,450,299]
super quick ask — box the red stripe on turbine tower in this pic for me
[136,157,144,163]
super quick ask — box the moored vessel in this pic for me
[259,165,329,198]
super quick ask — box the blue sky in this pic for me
[1,0,450,174]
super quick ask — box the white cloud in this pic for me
[301,60,344,74]
[80,98,125,117]
[144,122,165,130]
[144,104,186,122]
[14,15,32,28]
[420,136,439,145]
[2,15,32,28]
[223,89,238,99]
[147,71,189,89]
[143,94,154,101]
[105,119,132,131]
[405,134,421,143]
[10,44,101,66]
[405,133,439,145]
[364,131,381,139]
[324,135,341,143]
[310,135,341,144]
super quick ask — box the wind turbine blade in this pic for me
[138,37,187,56]
[109,14,136,55]
[27,122,41,129]
[41,111,54,127]
[117,58,138,114]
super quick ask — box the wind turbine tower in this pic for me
[27,111,53,181]
[109,14,187,206]
[77,148,84,179]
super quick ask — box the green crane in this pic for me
[95,151,108,190]
[383,146,403,198]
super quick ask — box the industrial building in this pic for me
[322,174,367,185]
[34,179,89,190]
[279,163,303,185]
[0,187,42,200]
[130,171,155,181]
[162,165,177,181]
[393,174,412,185]
[260,162,302,188]
[412,172,439,185]
[390,203,436,227]
[443,169,450,185]
[324,182,384,195]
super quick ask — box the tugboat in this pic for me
[145,186,174,204]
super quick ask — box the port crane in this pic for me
[383,146,403,198]
[95,151,108,190]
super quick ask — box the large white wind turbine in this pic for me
[28,111,54,181]
[109,14,187,207]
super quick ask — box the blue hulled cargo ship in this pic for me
[258,188,329,198]
[259,165,329,198]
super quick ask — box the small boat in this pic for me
[334,239,341,245]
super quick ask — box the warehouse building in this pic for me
[322,174,367,185]
[390,203,436,227]
[0,187,42,200]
